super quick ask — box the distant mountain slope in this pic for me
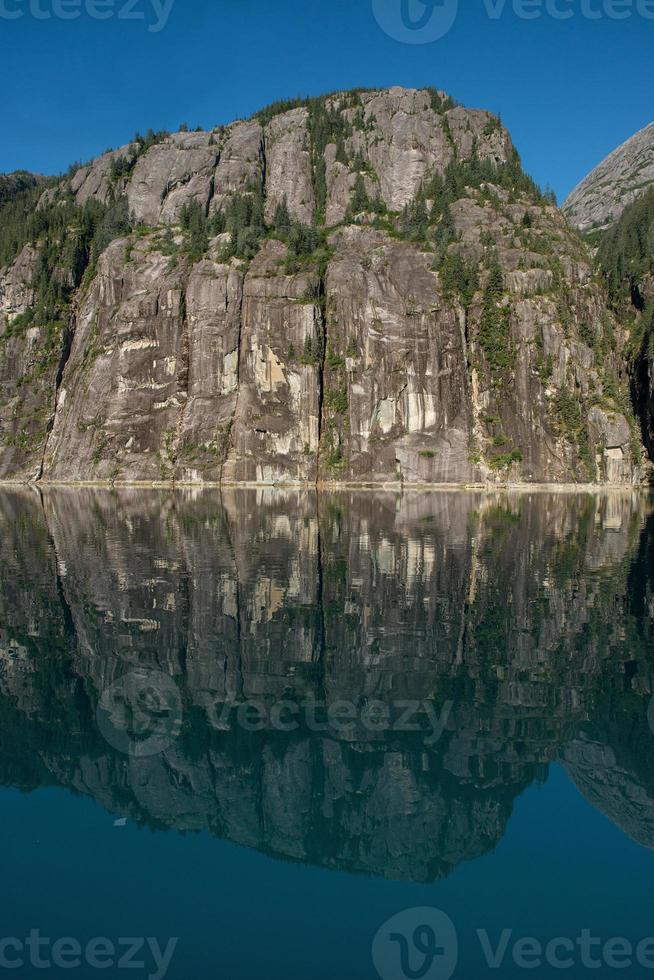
[0,171,43,207]
[595,185,654,455]
[564,121,654,232]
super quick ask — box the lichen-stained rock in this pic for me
[0,245,39,320]
[324,90,451,224]
[0,246,66,481]
[70,143,136,206]
[322,88,513,224]
[441,192,639,485]
[445,106,512,164]
[348,88,455,213]
[319,226,479,484]
[324,147,356,227]
[0,319,65,482]
[42,235,188,483]
[126,134,218,225]
[175,251,244,483]
[210,120,264,213]
[222,240,322,483]
[263,108,315,225]
[588,406,634,484]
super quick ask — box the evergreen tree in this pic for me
[439,252,478,308]
[597,185,654,303]
[179,200,209,262]
[400,195,428,241]
[348,175,369,217]
[486,254,505,299]
[273,197,292,235]
[478,255,512,378]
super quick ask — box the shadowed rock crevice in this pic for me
[36,311,76,482]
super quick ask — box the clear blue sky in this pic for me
[0,0,652,202]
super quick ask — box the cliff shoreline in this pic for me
[1,87,647,487]
[0,477,647,493]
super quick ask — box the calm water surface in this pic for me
[2,488,654,978]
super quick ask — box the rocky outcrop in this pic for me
[0,244,68,481]
[0,88,644,486]
[0,243,39,320]
[564,120,654,232]
[319,226,476,483]
[65,89,510,227]
[42,237,189,484]
[69,143,137,206]
[220,241,322,483]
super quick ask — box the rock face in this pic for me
[0,244,67,481]
[65,89,508,228]
[564,120,654,232]
[0,488,653,880]
[0,87,644,486]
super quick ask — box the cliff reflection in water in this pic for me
[1,488,654,882]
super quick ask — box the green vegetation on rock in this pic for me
[596,185,654,361]
[477,256,514,382]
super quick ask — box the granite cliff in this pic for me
[564,120,654,233]
[0,88,644,486]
